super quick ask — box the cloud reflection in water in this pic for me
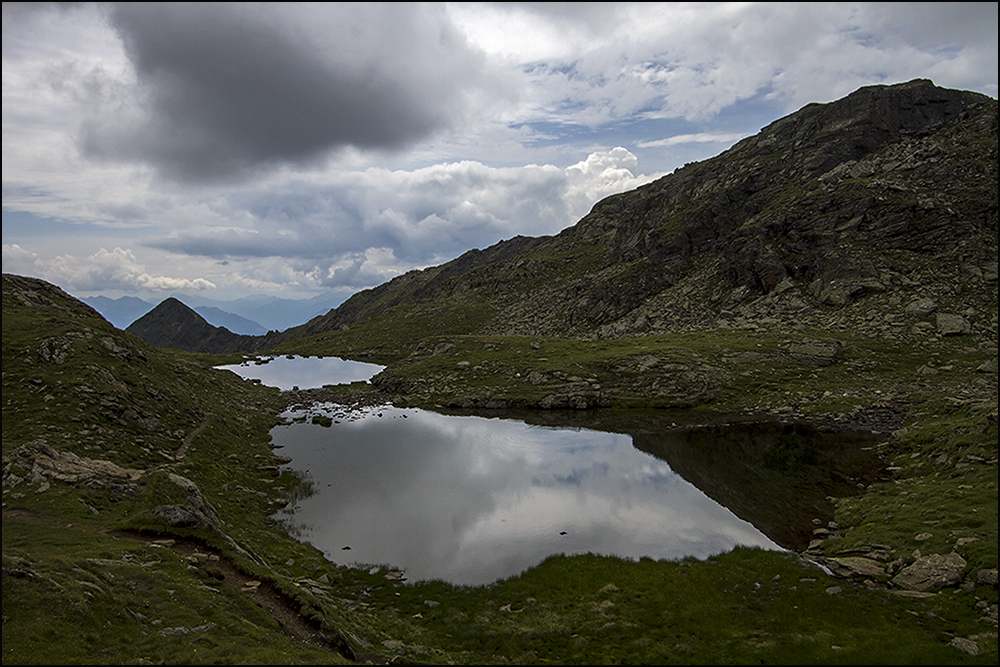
[271,405,781,585]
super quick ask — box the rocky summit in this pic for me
[125,297,257,354]
[126,79,997,355]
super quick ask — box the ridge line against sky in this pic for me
[3,2,997,304]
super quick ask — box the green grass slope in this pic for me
[5,272,996,664]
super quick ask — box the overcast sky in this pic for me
[3,2,997,304]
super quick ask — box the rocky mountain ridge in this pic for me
[127,79,997,356]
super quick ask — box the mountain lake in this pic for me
[215,354,385,391]
[218,355,886,586]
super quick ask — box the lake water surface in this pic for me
[271,404,785,585]
[215,355,385,390]
[223,356,883,586]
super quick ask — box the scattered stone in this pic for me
[936,313,970,336]
[826,557,887,580]
[892,553,967,592]
[158,623,215,636]
[152,505,206,528]
[431,342,454,356]
[833,544,893,561]
[526,371,547,385]
[977,568,998,587]
[382,639,406,655]
[948,637,979,656]
[980,603,998,627]
[976,358,998,373]
[3,441,141,495]
[904,298,937,318]
[166,473,220,525]
[77,580,106,594]
[85,558,130,568]
[805,539,825,553]
[37,337,74,365]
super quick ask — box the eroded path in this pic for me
[173,412,219,460]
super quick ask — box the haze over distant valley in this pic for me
[81,292,348,333]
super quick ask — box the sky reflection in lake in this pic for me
[215,355,384,390]
[271,404,782,586]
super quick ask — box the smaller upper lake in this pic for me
[215,355,385,391]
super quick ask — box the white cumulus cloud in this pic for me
[8,246,216,294]
[141,148,659,291]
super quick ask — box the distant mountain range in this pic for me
[81,292,348,334]
[80,295,154,330]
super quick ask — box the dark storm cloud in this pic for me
[80,3,490,182]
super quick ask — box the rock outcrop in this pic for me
[2,440,142,498]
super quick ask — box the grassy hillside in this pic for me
[4,272,997,664]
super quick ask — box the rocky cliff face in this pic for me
[545,79,998,340]
[127,79,998,354]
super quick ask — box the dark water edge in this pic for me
[428,407,890,552]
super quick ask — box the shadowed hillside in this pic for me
[126,79,997,358]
